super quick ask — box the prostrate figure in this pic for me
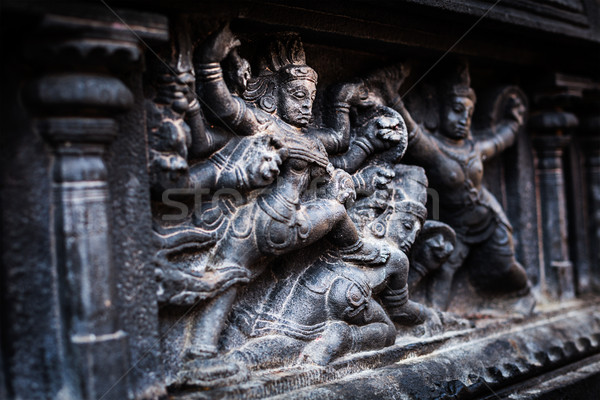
[226,165,442,367]
[389,62,533,311]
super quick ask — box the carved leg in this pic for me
[186,286,239,359]
[178,286,244,387]
[346,299,397,350]
[300,317,395,366]
[302,200,360,247]
[301,274,397,365]
[228,335,305,369]
[428,238,469,310]
[381,285,435,325]
[300,321,353,365]
[467,224,535,315]
[468,223,530,294]
[367,247,433,326]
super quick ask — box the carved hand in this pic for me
[156,84,188,113]
[354,165,395,196]
[364,63,408,105]
[331,81,373,107]
[181,73,199,113]
[363,115,405,152]
[200,23,241,63]
[154,72,198,114]
[505,93,526,126]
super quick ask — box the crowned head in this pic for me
[243,34,318,128]
[441,60,476,140]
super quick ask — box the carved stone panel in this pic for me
[1,2,600,399]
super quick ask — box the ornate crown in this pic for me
[445,59,476,103]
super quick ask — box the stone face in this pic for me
[1,1,599,399]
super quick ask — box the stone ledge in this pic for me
[171,300,600,399]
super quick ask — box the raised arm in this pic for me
[393,100,444,168]
[478,93,526,161]
[185,93,235,158]
[330,111,405,173]
[196,25,263,136]
[315,82,370,154]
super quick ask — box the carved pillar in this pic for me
[580,109,600,291]
[583,134,600,289]
[23,13,147,400]
[531,111,577,300]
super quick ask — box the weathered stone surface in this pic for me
[1,1,599,399]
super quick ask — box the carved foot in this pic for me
[340,239,390,265]
[436,310,473,331]
[299,322,352,366]
[511,291,536,316]
[175,357,248,388]
[387,299,446,334]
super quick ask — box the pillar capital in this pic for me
[19,7,168,400]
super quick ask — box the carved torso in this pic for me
[409,131,503,242]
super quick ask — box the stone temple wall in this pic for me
[1,1,599,399]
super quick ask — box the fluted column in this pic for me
[531,111,577,300]
[581,114,600,291]
[24,13,146,400]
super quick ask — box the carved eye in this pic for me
[453,105,464,113]
[264,156,272,162]
[294,91,306,99]
[403,221,414,230]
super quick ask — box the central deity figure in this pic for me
[169,26,411,382]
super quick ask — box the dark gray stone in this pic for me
[1,2,599,399]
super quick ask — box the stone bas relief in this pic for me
[4,1,600,398]
[147,25,534,389]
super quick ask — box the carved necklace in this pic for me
[436,135,483,207]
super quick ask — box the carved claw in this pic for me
[363,115,405,151]
[377,115,407,141]
[325,169,357,205]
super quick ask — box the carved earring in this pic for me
[368,220,387,239]
[260,96,277,113]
